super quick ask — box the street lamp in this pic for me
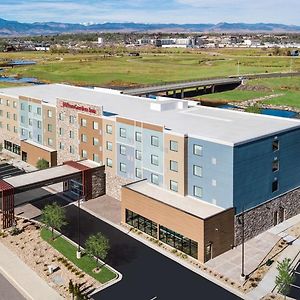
[76,194,85,259]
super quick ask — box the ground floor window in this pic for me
[159,225,198,259]
[125,209,157,238]
[4,140,20,155]
[70,179,83,198]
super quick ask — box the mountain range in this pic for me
[1,18,300,36]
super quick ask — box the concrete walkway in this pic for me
[0,242,62,300]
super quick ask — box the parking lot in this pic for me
[289,261,300,299]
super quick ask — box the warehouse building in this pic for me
[1,84,300,262]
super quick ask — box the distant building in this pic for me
[98,37,104,45]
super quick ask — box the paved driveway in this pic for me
[0,273,25,300]
[62,205,240,300]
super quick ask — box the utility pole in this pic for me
[237,60,240,77]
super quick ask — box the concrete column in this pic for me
[211,85,215,93]
[204,86,207,93]
[173,90,177,98]
[181,89,184,98]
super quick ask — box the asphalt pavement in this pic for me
[0,273,25,300]
[62,205,241,300]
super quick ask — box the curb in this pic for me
[79,203,245,299]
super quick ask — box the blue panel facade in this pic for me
[116,143,135,179]
[233,129,300,213]
[187,137,234,209]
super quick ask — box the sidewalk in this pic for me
[0,242,62,300]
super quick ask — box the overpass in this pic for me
[122,78,242,98]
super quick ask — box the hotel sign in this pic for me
[62,101,97,114]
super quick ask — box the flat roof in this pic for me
[126,180,225,219]
[1,84,300,145]
[21,139,56,153]
[3,159,96,188]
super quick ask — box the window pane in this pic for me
[120,128,126,138]
[272,140,279,151]
[135,131,142,142]
[194,186,203,198]
[151,136,159,147]
[170,160,178,172]
[193,165,202,177]
[170,140,178,152]
[193,144,203,156]
[151,155,159,166]
[170,180,178,192]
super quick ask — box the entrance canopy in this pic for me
[0,160,105,229]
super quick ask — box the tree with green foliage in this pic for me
[245,105,262,114]
[275,258,295,298]
[36,158,49,170]
[41,203,67,240]
[85,233,110,267]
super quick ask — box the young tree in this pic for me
[41,203,67,240]
[275,258,295,298]
[68,279,74,300]
[36,158,49,170]
[85,233,110,267]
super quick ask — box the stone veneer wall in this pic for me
[106,170,133,201]
[234,187,300,245]
[91,168,106,198]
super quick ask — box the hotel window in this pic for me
[48,138,53,146]
[28,118,32,126]
[59,142,64,150]
[6,124,10,131]
[135,131,142,142]
[272,140,279,152]
[193,186,203,198]
[106,124,113,134]
[0,110,2,117]
[48,124,53,132]
[13,126,17,133]
[151,173,159,185]
[37,135,42,143]
[151,155,159,166]
[6,112,10,119]
[69,115,75,124]
[93,154,100,163]
[28,105,32,112]
[93,137,99,146]
[59,113,64,121]
[93,121,99,130]
[151,136,159,147]
[170,180,178,192]
[6,100,10,106]
[120,128,126,138]
[106,141,113,151]
[136,168,142,179]
[47,110,52,118]
[170,160,178,172]
[21,129,26,136]
[59,128,64,135]
[120,145,126,155]
[193,144,203,156]
[13,101,17,108]
[120,163,127,173]
[20,103,25,111]
[81,150,87,158]
[81,118,87,127]
[13,114,17,121]
[37,120,42,129]
[135,150,142,160]
[272,158,279,172]
[193,165,202,177]
[29,131,32,139]
[272,179,279,193]
[170,140,178,152]
[21,116,25,124]
[37,107,41,115]
[106,158,113,168]
[70,145,75,154]
[69,131,74,139]
[81,134,87,143]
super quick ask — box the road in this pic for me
[62,205,240,300]
[0,273,25,300]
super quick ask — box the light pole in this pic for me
[76,194,84,259]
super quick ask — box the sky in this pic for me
[0,0,299,25]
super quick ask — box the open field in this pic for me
[0,48,299,87]
[197,77,300,108]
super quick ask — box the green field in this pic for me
[41,228,117,284]
[1,49,299,87]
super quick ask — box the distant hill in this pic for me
[0,18,300,36]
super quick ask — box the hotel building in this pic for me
[1,84,300,262]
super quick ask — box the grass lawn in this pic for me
[41,228,117,284]
[0,82,29,88]
[1,49,299,87]
[263,91,300,108]
[196,90,271,103]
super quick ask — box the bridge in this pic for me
[122,77,242,98]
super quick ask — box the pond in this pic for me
[219,104,298,119]
[0,76,40,84]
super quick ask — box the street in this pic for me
[0,273,25,300]
[62,205,241,300]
